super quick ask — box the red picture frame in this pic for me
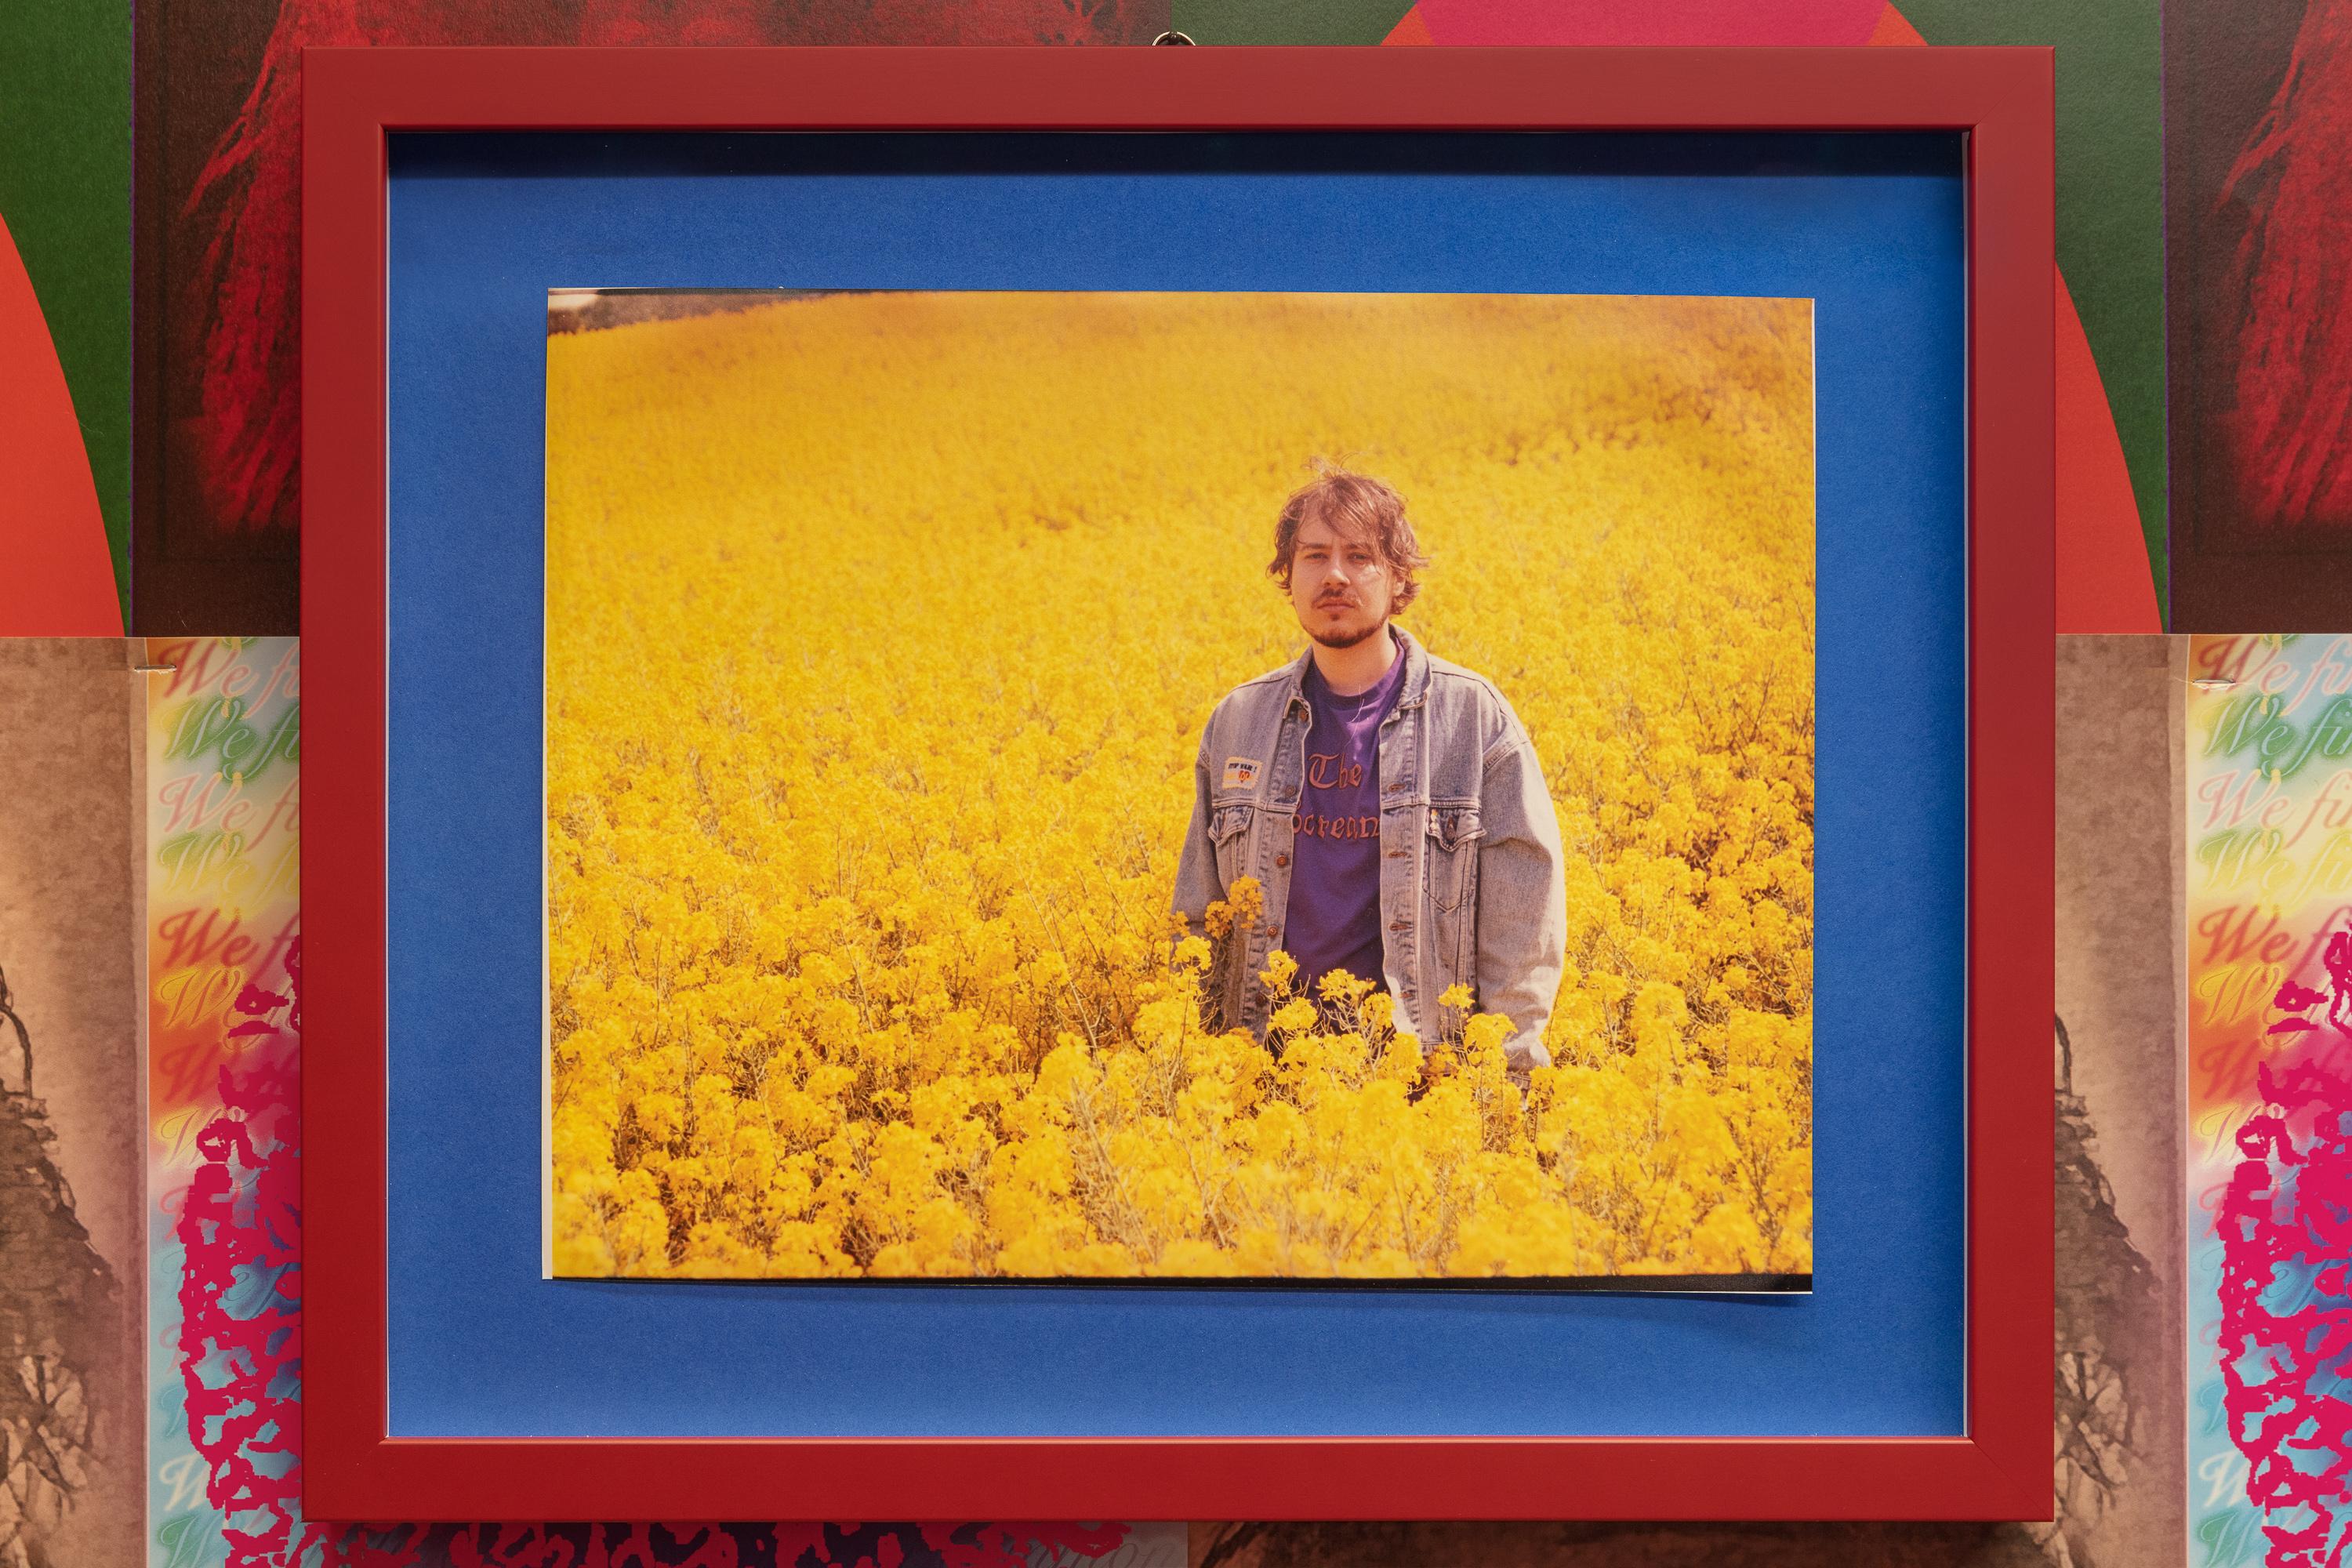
[302,44,2053,1523]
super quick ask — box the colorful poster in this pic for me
[2185,633,2352,1567]
[145,635,303,1567]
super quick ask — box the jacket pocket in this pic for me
[1428,806,1484,913]
[1210,803,1254,890]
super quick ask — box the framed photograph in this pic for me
[303,44,2053,1522]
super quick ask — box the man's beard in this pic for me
[1308,612,1387,650]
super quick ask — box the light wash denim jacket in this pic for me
[1171,626,1568,1069]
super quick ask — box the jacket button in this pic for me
[1388,920,1408,932]
[1275,853,1290,868]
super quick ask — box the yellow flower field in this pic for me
[545,291,1813,1280]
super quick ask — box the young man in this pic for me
[1171,470,1568,1071]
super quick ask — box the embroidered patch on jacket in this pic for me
[1221,757,1261,790]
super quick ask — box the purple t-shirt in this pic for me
[1282,641,1407,1000]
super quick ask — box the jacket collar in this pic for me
[1281,623,1429,714]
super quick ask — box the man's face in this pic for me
[1288,514,1395,649]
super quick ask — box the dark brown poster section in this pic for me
[132,0,297,633]
[2166,0,2352,630]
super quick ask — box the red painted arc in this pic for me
[0,210,123,635]
[1384,0,2161,633]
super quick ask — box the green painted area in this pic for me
[0,0,134,623]
[1173,0,1414,44]
[1887,0,2168,615]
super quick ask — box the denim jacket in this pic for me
[1171,625,1568,1069]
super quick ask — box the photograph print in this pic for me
[543,289,1815,1286]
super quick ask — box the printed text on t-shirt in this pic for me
[1298,752,1381,839]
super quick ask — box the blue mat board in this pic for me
[384,130,1967,1439]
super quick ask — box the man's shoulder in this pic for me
[1199,662,1299,738]
[1210,662,1298,710]
[1413,642,1529,753]
[1224,662,1299,698]
[1419,646,1516,713]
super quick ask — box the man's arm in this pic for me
[1475,732,1568,1071]
[1170,731,1223,938]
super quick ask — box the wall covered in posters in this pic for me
[0,0,2345,1558]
